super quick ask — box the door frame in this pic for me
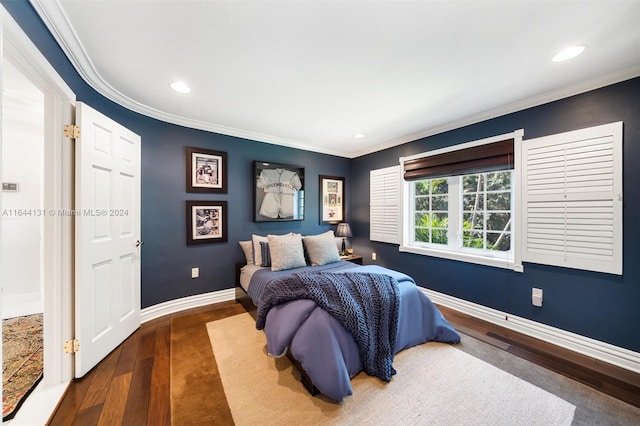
[1,4,75,388]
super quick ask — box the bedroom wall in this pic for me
[2,0,350,308]
[350,77,640,353]
[6,1,639,353]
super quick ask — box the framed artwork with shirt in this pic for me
[254,161,304,222]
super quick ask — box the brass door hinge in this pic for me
[64,339,80,354]
[64,124,80,139]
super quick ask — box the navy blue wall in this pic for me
[3,1,350,307]
[351,77,640,352]
[5,1,639,352]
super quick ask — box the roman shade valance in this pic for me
[403,138,514,181]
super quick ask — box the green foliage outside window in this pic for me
[414,179,448,245]
[462,171,511,251]
[413,172,512,252]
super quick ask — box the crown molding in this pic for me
[30,0,640,160]
[351,65,640,158]
[29,0,354,157]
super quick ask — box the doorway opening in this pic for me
[1,52,46,422]
[1,5,76,423]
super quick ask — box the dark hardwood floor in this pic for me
[47,301,640,425]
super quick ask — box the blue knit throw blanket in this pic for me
[256,271,400,382]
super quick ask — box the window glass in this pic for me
[413,179,448,245]
[409,171,512,256]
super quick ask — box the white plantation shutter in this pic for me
[521,122,622,274]
[370,166,401,244]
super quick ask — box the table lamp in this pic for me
[335,222,352,256]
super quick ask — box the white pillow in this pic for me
[303,230,341,266]
[251,234,269,266]
[239,240,254,265]
[268,233,306,271]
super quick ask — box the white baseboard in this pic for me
[140,288,236,323]
[423,288,640,375]
[2,292,44,319]
[140,287,640,375]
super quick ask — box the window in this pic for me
[407,171,514,266]
[373,123,622,274]
[400,131,523,270]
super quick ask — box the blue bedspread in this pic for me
[256,271,400,382]
[248,261,461,401]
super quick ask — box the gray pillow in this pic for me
[303,230,340,266]
[239,240,254,265]
[268,233,306,271]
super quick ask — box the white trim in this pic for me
[2,3,76,389]
[29,1,640,160]
[353,65,640,159]
[1,292,43,319]
[399,245,515,270]
[6,381,69,425]
[140,289,236,324]
[424,288,640,375]
[400,129,524,272]
[29,0,347,158]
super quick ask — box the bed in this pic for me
[235,231,461,402]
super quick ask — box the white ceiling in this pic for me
[32,0,640,158]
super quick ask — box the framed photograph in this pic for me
[186,200,227,245]
[186,147,227,193]
[319,175,345,224]
[254,161,304,222]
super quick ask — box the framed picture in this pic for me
[186,147,227,193]
[319,175,345,224]
[254,161,304,222]
[186,200,227,245]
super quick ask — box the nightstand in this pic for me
[341,255,363,265]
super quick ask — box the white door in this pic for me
[75,101,141,377]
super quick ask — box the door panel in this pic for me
[75,101,141,377]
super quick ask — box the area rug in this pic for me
[2,313,44,421]
[207,312,576,426]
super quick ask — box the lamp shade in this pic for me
[335,223,352,238]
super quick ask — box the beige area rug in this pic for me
[207,313,576,426]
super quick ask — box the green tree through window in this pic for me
[412,171,512,252]
[414,179,448,244]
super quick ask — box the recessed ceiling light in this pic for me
[170,81,191,93]
[552,45,586,62]
[353,133,365,139]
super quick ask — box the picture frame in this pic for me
[186,200,227,245]
[319,175,345,224]
[254,161,304,222]
[186,147,227,193]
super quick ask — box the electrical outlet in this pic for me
[532,288,543,307]
[191,267,199,279]
[372,252,377,261]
